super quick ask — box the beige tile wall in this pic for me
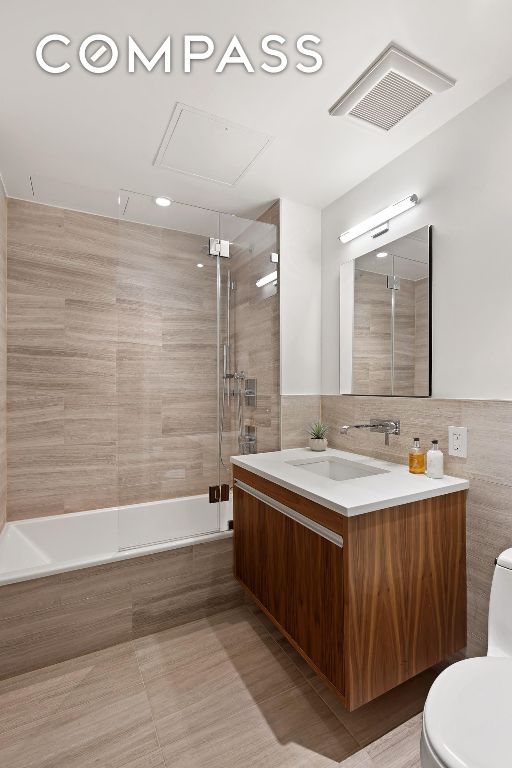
[352,270,428,396]
[352,270,393,394]
[2,204,213,516]
[226,202,280,467]
[7,199,280,520]
[392,275,416,396]
[414,278,429,395]
[280,395,321,448]
[0,184,5,531]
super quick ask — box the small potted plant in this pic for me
[308,421,329,451]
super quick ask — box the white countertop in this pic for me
[231,447,469,517]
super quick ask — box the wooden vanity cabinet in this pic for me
[232,465,467,711]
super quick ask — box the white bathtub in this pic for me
[0,493,233,586]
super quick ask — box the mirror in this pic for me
[340,225,431,397]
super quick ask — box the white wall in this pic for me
[280,199,322,395]
[322,76,512,399]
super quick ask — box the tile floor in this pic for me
[0,604,433,767]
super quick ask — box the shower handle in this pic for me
[223,344,234,380]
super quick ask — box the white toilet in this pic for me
[421,548,512,767]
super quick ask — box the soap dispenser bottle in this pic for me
[408,437,425,474]
[427,440,444,479]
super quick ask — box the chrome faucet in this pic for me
[340,419,401,446]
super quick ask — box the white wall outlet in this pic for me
[448,426,468,458]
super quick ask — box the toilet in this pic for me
[421,548,512,767]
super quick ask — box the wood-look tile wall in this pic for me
[0,185,6,531]
[392,275,416,396]
[0,536,243,680]
[3,203,202,517]
[280,395,321,448]
[352,270,427,396]
[352,270,393,394]
[229,203,280,464]
[249,202,280,456]
[7,199,280,521]
[414,278,429,396]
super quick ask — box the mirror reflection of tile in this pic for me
[342,225,430,397]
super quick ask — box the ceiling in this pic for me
[2,0,512,223]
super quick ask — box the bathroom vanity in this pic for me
[231,448,468,711]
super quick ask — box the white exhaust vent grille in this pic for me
[349,71,432,131]
[330,44,455,130]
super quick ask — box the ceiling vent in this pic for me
[329,44,455,130]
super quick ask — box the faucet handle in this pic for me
[370,418,400,435]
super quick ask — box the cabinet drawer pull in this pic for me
[234,480,343,548]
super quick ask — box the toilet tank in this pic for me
[488,548,512,657]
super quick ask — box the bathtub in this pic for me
[0,493,242,680]
[0,492,233,586]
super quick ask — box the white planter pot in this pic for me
[309,438,328,452]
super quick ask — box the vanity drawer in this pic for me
[232,464,344,534]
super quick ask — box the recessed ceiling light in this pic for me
[376,252,388,258]
[197,263,204,269]
[154,196,172,207]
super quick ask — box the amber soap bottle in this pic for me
[408,437,426,474]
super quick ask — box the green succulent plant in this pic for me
[308,421,329,440]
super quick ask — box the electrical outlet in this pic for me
[448,426,468,458]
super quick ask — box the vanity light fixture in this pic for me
[339,194,418,243]
[370,222,389,239]
[256,270,278,288]
[154,196,172,207]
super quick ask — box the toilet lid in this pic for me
[424,657,512,768]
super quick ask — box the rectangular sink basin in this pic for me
[286,456,388,482]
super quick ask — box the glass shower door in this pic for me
[115,191,279,548]
[218,212,279,495]
[116,191,223,547]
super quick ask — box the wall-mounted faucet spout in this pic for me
[340,419,400,446]
[340,423,372,434]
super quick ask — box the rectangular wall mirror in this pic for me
[340,225,431,397]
